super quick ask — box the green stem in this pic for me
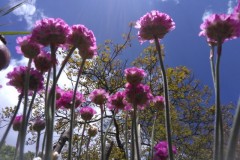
[68,58,86,160]
[26,89,38,123]
[130,111,135,160]
[103,110,116,159]
[124,112,129,160]
[225,98,240,160]
[0,93,23,149]
[150,112,157,159]
[35,131,41,157]
[19,58,32,159]
[210,45,216,84]
[85,136,91,160]
[213,42,223,160]
[77,122,87,160]
[100,106,104,160]
[45,45,57,160]
[154,37,174,160]
[133,105,141,160]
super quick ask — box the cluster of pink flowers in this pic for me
[33,51,56,73]
[16,35,41,59]
[32,117,46,132]
[199,14,240,44]
[125,83,153,109]
[89,89,109,106]
[153,141,177,160]
[124,67,146,85]
[31,18,71,47]
[107,91,131,111]
[135,10,175,43]
[7,66,44,93]
[152,96,165,110]
[68,25,97,59]
[79,106,97,121]
[13,115,23,131]
[56,89,85,109]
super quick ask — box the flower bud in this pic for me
[32,118,46,132]
[0,36,11,71]
[88,126,98,137]
[12,115,23,131]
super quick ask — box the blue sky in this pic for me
[1,0,240,105]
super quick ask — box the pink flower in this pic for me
[7,66,44,93]
[79,106,96,121]
[135,10,175,43]
[56,90,85,109]
[231,3,240,20]
[89,89,109,106]
[153,141,177,160]
[125,83,153,109]
[31,18,70,46]
[16,35,41,58]
[68,25,97,59]
[107,91,130,111]
[199,14,240,43]
[33,51,55,73]
[13,115,23,131]
[32,117,46,132]
[152,96,164,110]
[124,67,146,85]
[56,86,64,100]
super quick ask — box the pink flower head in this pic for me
[56,90,85,109]
[135,10,175,43]
[199,14,240,43]
[31,18,70,46]
[16,35,41,58]
[68,25,97,59]
[231,3,240,20]
[124,67,146,85]
[125,83,153,109]
[33,51,56,73]
[107,91,130,111]
[152,96,165,110]
[89,89,109,106]
[79,106,97,121]
[7,66,44,93]
[32,117,46,132]
[13,115,23,131]
[153,141,177,160]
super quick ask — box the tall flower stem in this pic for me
[210,45,216,83]
[68,58,86,160]
[150,112,157,159]
[213,42,223,160]
[130,111,135,160]
[19,58,32,160]
[100,106,104,160]
[0,93,23,149]
[133,104,141,160]
[103,110,116,160]
[154,37,174,160]
[225,98,240,160]
[77,122,87,160]
[45,45,57,160]
[85,136,91,160]
[26,89,38,123]
[35,131,41,157]
[124,112,129,160]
